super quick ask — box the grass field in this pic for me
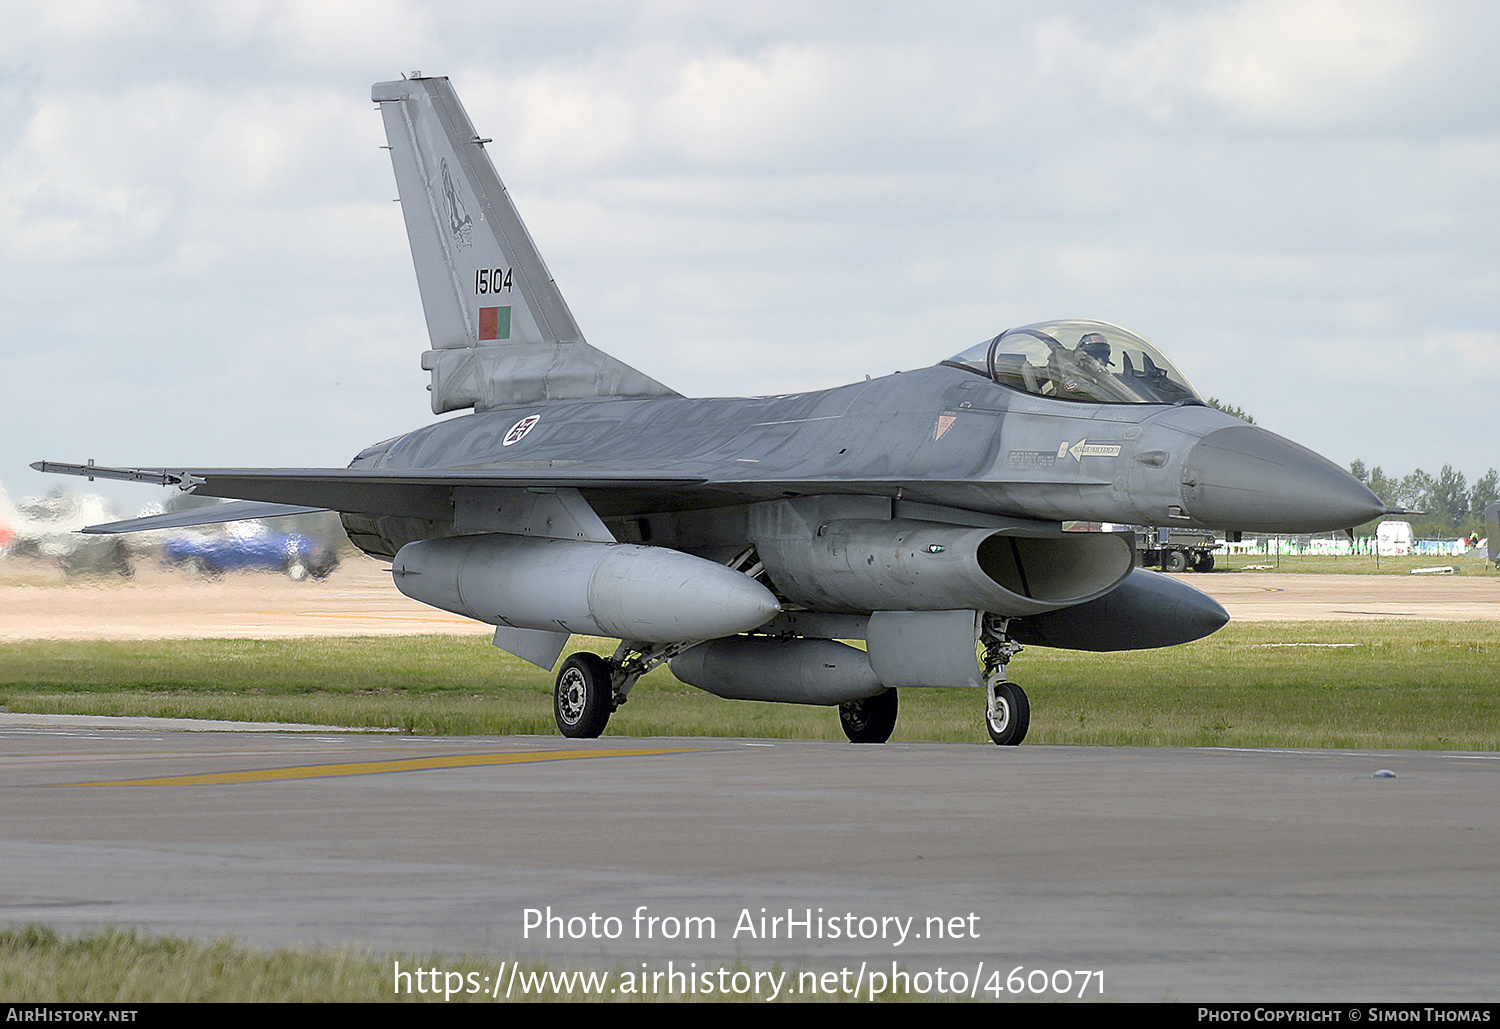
[1216,551,1499,575]
[3,620,1495,750]
[0,925,641,1003]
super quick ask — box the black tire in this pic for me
[839,689,898,744]
[109,540,133,579]
[310,551,340,580]
[190,556,222,580]
[1192,552,1216,573]
[554,653,613,739]
[985,680,1030,746]
[1164,549,1189,573]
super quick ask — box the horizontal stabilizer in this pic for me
[82,501,327,535]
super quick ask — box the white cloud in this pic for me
[649,45,838,164]
[1038,0,1431,128]
[3,0,1499,501]
[187,88,377,199]
[202,0,435,68]
[1195,0,1426,122]
[0,82,381,268]
[1418,330,1500,373]
[0,88,184,261]
[506,75,639,175]
[2,0,155,45]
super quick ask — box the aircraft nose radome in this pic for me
[1182,425,1385,533]
[1179,585,1230,638]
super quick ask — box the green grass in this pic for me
[0,925,913,1002]
[0,925,637,1003]
[1216,551,1499,575]
[2,622,1495,750]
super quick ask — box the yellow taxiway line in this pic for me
[62,747,700,786]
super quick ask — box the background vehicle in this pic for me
[1376,519,1415,556]
[1098,524,1221,573]
[0,485,134,577]
[161,524,339,580]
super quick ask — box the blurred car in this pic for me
[1,486,135,577]
[161,523,339,580]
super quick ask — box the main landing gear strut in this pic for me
[553,640,698,739]
[981,615,1029,746]
[555,613,1031,746]
[554,547,767,739]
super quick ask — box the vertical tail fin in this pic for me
[372,76,677,413]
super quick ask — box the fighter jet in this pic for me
[35,75,1386,745]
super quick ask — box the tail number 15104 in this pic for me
[476,268,513,294]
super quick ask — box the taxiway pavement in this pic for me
[2,729,1496,1002]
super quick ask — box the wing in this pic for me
[33,457,1064,531]
[32,460,707,524]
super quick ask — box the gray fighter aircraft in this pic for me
[36,75,1387,745]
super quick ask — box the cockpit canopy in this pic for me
[943,319,1203,405]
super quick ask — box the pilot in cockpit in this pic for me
[1044,331,1112,396]
[1075,332,1111,368]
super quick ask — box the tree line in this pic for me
[1349,460,1498,538]
[1203,401,1494,539]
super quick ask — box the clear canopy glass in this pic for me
[943,319,1203,405]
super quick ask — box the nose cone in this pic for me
[1182,425,1384,533]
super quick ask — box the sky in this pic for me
[3,0,1498,515]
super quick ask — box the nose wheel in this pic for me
[980,615,1029,746]
[985,677,1029,746]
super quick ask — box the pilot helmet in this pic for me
[1077,332,1110,363]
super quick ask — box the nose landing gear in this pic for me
[981,616,1030,746]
